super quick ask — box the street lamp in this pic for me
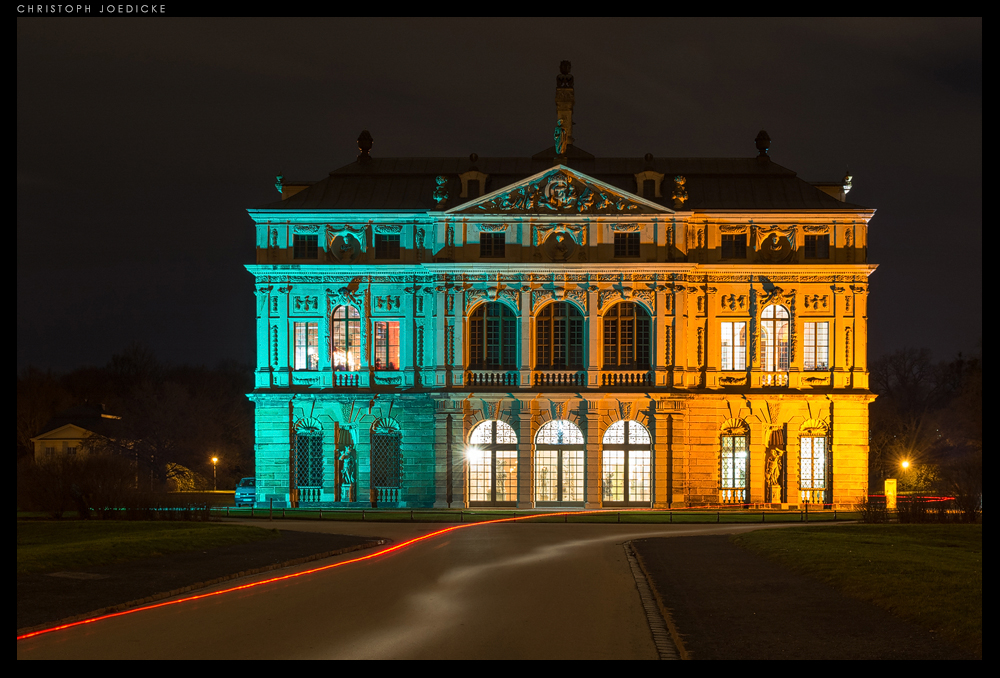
[212,456,219,491]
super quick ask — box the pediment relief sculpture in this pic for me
[450,167,667,215]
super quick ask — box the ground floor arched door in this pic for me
[602,419,651,506]
[534,419,585,505]
[468,419,518,506]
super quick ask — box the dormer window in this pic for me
[634,170,665,198]
[293,234,318,259]
[459,170,490,199]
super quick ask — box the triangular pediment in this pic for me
[445,165,672,215]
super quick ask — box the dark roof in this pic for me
[37,404,121,438]
[258,146,867,212]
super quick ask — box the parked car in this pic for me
[235,477,256,507]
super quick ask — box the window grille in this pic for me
[470,302,517,369]
[295,432,323,487]
[536,302,584,369]
[800,436,829,503]
[293,234,318,259]
[371,430,402,490]
[720,435,748,503]
[603,302,651,368]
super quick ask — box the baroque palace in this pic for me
[247,63,876,510]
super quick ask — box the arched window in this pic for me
[761,305,790,372]
[468,419,518,506]
[535,419,585,503]
[720,430,748,504]
[331,305,361,371]
[535,302,584,369]
[602,420,651,505]
[603,302,652,368]
[469,302,517,369]
[371,419,402,505]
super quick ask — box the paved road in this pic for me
[16,520,777,660]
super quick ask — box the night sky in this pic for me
[17,17,982,373]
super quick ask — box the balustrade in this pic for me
[298,486,322,503]
[761,372,789,387]
[600,370,654,387]
[466,370,520,387]
[533,370,586,387]
[374,486,401,504]
[334,372,360,387]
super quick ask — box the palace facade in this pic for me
[247,64,876,509]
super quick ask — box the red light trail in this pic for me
[17,510,613,642]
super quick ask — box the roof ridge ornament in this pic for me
[357,129,373,164]
[755,129,771,161]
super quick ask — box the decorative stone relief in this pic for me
[478,223,509,232]
[803,294,828,310]
[719,224,749,233]
[375,295,402,311]
[415,226,426,261]
[271,326,279,365]
[534,222,586,247]
[697,327,704,366]
[532,289,555,312]
[664,326,673,366]
[564,288,588,312]
[845,327,852,365]
[720,375,747,385]
[467,168,645,214]
[610,223,642,232]
[802,224,829,233]
[327,227,364,263]
[373,223,403,234]
[294,224,320,233]
[292,296,319,312]
[671,175,689,209]
[374,375,402,385]
[541,231,579,261]
[721,294,747,311]
[754,225,797,264]
[632,289,655,313]
[433,176,450,208]
[270,229,279,248]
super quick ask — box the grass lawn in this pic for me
[16,520,280,575]
[732,524,982,656]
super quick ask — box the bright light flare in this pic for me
[901,460,910,469]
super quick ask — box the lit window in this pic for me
[480,233,505,258]
[294,322,319,370]
[761,305,790,372]
[468,419,518,505]
[603,302,651,369]
[331,306,361,371]
[469,303,517,369]
[602,420,651,504]
[721,234,747,259]
[534,420,585,503]
[804,322,829,370]
[536,302,584,369]
[614,232,640,258]
[720,322,747,370]
[375,234,400,259]
[293,234,318,259]
[804,234,830,259]
[374,321,400,371]
[800,436,828,503]
[720,435,748,503]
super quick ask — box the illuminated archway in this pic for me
[602,420,651,505]
[467,419,518,506]
[534,419,585,504]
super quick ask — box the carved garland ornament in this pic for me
[472,169,642,214]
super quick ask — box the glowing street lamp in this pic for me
[212,456,219,491]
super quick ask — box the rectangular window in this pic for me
[642,179,655,197]
[614,232,640,258]
[375,234,400,259]
[480,233,505,258]
[294,322,319,370]
[293,234,318,259]
[720,322,747,370]
[720,436,748,503]
[467,179,481,198]
[721,234,747,259]
[805,234,830,259]
[374,321,400,371]
[295,433,323,487]
[804,322,829,370]
[800,436,828,503]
